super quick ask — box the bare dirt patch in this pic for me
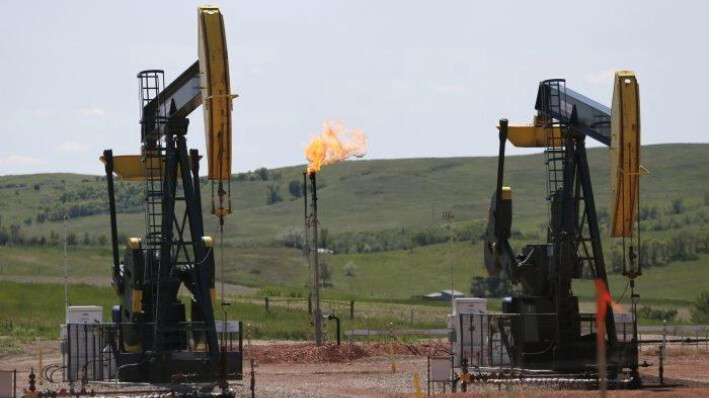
[3,342,709,397]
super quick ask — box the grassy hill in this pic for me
[1,143,708,335]
[2,143,708,245]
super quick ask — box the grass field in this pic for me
[0,280,449,354]
[1,240,707,305]
[2,144,708,245]
[1,144,708,349]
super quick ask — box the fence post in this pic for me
[264,297,270,313]
[350,301,354,320]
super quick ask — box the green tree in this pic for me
[67,233,78,246]
[670,198,685,214]
[667,231,697,261]
[266,184,283,205]
[691,291,709,323]
[255,167,269,181]
[638,306,677,322]
[288,179,304,198]
[83,232,91,246]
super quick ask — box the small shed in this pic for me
[423,289,465,301]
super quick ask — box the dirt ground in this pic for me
[2,341,709,397]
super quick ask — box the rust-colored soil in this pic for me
[3,341,709,397]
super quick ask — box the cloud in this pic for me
[432,83,470,94]
[79,106,106,117]
[583,68,617,85]
[0,155,48,167]
[56,141,89,153]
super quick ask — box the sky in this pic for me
[0,0,707,176]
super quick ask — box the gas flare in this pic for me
[305,121,367,173]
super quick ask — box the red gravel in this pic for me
[247,341,451,364]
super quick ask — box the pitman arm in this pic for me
[483,119,519,282]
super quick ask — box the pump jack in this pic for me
[483,73,642,382]
[100,6,238,383]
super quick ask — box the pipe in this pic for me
[303,172,309,257]
[310,172,323,346]
[328,314,341,345]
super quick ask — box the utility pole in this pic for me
[443,211,455,307]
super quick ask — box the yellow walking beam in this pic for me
[199,5,234,182]
[610,71,641,238]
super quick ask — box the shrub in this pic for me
[691,291,709,324]
[288,179,304,198]
[266,184,283,205]
[638,306,677,322]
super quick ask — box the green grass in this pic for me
[2,144,709,345]
[1,241,708,316]
[574,253,709,307]
[0,281,448,353]
[0,281,118,349]
[2,144,708,245]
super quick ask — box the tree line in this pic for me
[0,222,109,247]
[275,220,491,254]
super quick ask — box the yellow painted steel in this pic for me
[128,237,141,250]
[503,119,562,148]
[99,154,198,181]
[610,71,641,238]
[199,6,234,181]
[132,290,143,314]
[501,186,512,200]
[101,6,233,188]
[123,343,141,353]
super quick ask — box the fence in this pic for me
[62,323,113,382]
[264,297,356,319]
[452,312,635,368]
[261,297,452,325]
[61,321,242,383]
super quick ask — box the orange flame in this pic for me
[305,121,367,174]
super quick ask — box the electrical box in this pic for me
[66,306,103,324]
[61,306,105,382]
[452,297,486,315]
[449,297,488,367]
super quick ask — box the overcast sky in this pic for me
[0,1,707,175]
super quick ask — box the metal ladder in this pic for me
[138,70,166,252]
[540,79,567,202]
